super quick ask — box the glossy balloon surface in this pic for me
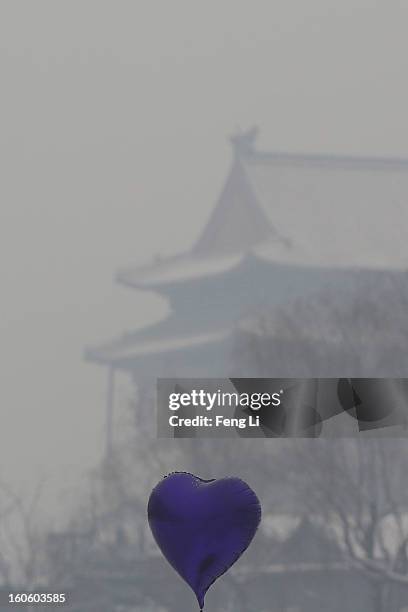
[147,472,261,610]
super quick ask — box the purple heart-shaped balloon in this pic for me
[147,472,261,610]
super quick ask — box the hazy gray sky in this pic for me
[1,0,408,516]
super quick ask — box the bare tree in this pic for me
[271,439,408,611]
[234,271,408,378]
[232,271,408,610]
[0,480,48,597]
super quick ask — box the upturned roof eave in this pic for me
[84,327,232,369]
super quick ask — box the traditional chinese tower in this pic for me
[85,128,408,451]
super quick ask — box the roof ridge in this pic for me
[243,149,408,168]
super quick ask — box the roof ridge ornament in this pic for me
[230,125,259,157]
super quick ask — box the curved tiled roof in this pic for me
[88,131,408,366]
[116,138,408,289]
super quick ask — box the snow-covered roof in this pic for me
[245,151,408,270]
[88,131,408,367]
[117,133,408,289]
[85,327,231,367]
[116,252,243,288]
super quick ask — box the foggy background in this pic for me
[1,0,408,552]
